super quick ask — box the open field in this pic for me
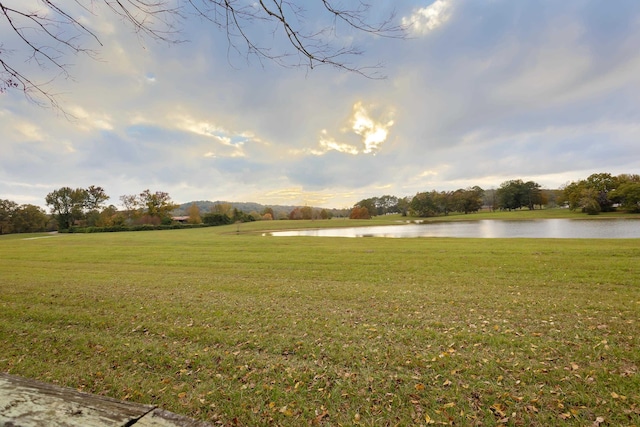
[1,217,639,426]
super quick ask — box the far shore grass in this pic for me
[1,212,639,426]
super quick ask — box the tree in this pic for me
[1,1,404,109]
[611,181,640,213]
[433,191,454,216]
[203,212,232,226]
[118,189,177,224]
[138,189,178,220]
[288,207,303,220]
[522,181,542,210]
[45,187,88,229]
[0,198,17,234]
[452,187,484,214]
[300,206,313,220]
[396,197,410,216]
[354,198,377,217]
[83,185,110,226]
[187,203,202,224]
[11,204,48,233]
[409,191,438,217]
[585,173,618,212]
[563,173,620,214]
[496,180,541,211]
[119,194,141,221]
[349,206,371,219]
[262,207,275,220]
[212,203,233,218]
[95,205,122,227]
[85,185,109,211]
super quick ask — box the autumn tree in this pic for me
[300,206,313,220]
[349,206,371,219]
[187,203,202,224]
[212,203,233,218]
[95,205,123,227]
[288,207,303,220]
[262,207,275,220]
[118,190,178,224]
[354,198,377,217]
[138,190,178,223]
[1,1,403,109]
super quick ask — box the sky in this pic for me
[1,0,640,210]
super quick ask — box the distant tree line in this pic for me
[351,187,487,218]
[2,172,638,234]
[350,173,640,219]
[1,186,349,234]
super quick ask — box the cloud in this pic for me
[402,0,454,35]
[2,1,640,209]
[310,102,395,156]
[312,130,360,155]
[350,102,395,154]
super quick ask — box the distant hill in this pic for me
[173,200,349,219]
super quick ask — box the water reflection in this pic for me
[270,219,640,239]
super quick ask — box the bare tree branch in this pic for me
[0,0,406,110]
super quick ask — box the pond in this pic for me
[269,219,640,239]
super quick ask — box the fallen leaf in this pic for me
[490,403,506,418]
[279,406,293,416]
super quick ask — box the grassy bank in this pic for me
[1,222,639,426]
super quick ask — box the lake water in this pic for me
[269,219,640,239]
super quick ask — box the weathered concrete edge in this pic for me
[0,373,214,427]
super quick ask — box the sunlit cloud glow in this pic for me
[350,102,395,154]
[402,0,453,35]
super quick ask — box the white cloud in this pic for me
[402,0,454,35]
[312,130,360,155]
[350,102,395,154]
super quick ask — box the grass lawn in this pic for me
[1,216,639,426]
